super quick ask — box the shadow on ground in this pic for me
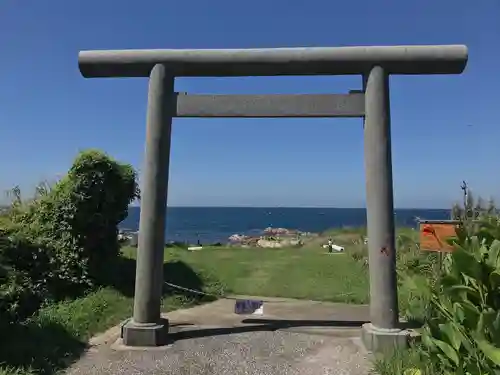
[169,317,370,342]
[107,256,217,301]
[0,319,86,375]
[0,256,213,375]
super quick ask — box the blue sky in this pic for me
[1,0,498,208]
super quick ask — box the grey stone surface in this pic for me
[121,319,169,347]
[67,331,371,375]
[361,322,418,353]
[66,297,375,375]
[174,93,366,118]
[78,45,468,78]
[131,64,174,328]
[363,66,399,329]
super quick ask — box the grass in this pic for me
[118,225,420,306]
[372,346,436,375]
[0,288,201,375]
[122,232,371,304]
[0,253,220,375]
[0,225,424,375]
[0,288,131,375]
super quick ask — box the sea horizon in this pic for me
[120,206,451,244]
[128,204,452,210]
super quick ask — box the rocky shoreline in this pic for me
[227,227,318,248]
[120,227,319,248]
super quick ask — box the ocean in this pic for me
[119,207,450,245]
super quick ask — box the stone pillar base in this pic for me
[121,318,169,347]
[361,323,419,353]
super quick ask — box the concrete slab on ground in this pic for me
[67,297,374,375]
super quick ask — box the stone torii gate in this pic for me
[78,45,468,350]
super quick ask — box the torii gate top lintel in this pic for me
[78,44,468,78]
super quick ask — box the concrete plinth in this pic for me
[361,323,417,353]
[121,318,169,347]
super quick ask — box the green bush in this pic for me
[0,149,138,321]
[415,233,500,374]
[0,232,55,322]
[402,187,500,374]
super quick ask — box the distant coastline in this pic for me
[128,205,451,210]
[120,206,450,245]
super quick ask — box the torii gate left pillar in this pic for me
[78,45,468,351]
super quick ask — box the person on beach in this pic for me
[327,238,333,253]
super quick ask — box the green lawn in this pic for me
[2,226,419,375]
[122,241,370,304]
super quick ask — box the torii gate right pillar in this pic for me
[361,66,408,351]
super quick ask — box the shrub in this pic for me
[418,233,500,373]
[0,149,139,321]
[404,185,500,374]
[0,232,54,321]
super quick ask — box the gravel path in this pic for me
[65,297,373,375]
[67,330,371,375]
